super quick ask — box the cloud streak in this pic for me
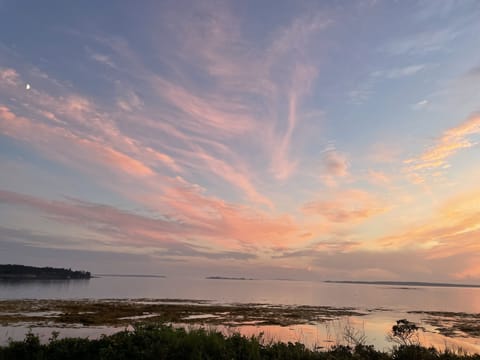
[0,186,301,256]
[303,189,387,224]
[405,114,480,175]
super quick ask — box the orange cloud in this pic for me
[376,190,480,264]
[453,260,480,280]
[405,114,480,174]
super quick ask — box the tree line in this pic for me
[0,264,91,279]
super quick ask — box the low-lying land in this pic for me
[325,280,480,289]
[1,324,480,360]
[0,299,363,327]
[2,299,480,342]
[409,310,480,337]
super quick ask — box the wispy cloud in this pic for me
[0,105,156,177]
[375,190,480,272]
[87,48,118,69]
[413,99,429,110]
[405,113,480,175]
[0,186,301,256]
[0,67,19,85]
[303,188,387,224]
[384,28,459,55]
[348,81,375,105]
[373,64,427,79]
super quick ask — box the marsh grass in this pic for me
[2,324,480,360]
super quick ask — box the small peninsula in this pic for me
[206,276,256,281]
[0,264,91,280]
[324,280,480,288]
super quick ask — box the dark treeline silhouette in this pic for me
[0,264,91,280]
[1,324,480,360]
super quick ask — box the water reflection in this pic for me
[0,279,89,287]
[4,314,480,354]
[0,279,90,298]
[2,276,480,351]
[2,277,480,313]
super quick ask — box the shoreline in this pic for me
[1,298,480,352]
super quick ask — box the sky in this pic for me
[0,0,479,282]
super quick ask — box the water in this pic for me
[2,276,480,352]
[2,276,480,313]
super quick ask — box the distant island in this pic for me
[325,280,480,288]
[95,274,165,278]
[0,264,91,280]
[206,276,256,281]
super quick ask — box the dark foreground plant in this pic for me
[387,319,421,346]
[1,323,480,360]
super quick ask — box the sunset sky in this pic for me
[0,1,479,282]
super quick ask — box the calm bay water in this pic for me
[2,276,480,313]
[2,277,480,351]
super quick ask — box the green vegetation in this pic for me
[1,323,480,360]
[0,264,90,280]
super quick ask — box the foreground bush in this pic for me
[1,324,480,360]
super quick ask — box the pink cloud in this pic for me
[1,62,271,205]
[270,93,299,180]
[367,170,391,185]
[0,68,20,86]
[0,186,302,255]
[195,151,273,207]
[152,77,255,136]
[0,105,15,121]
[303,189,387,223]
[157,178,299,247]
[0,105,154,178]
[270,64,318,180]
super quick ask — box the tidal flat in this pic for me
[0,299,365,328]
[2,298,480,352]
